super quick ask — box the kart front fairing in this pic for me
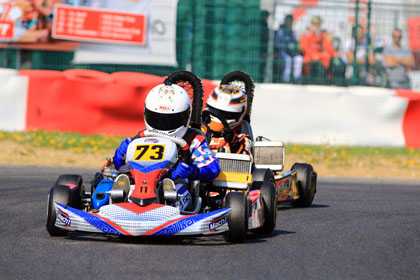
[54,202,230,236]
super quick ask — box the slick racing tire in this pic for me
[46,175,83,236]
[291,163,317,207]
[253,170,277,235]
[224,191,248,243]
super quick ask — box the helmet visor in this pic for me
[145,108,190,131]
[207,105,242,122]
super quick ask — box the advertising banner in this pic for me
[0,0,178,66]
[52,5,147,45]
[408,17,420,51]
[69,0,178,66]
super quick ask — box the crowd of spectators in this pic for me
[274,14,416,89]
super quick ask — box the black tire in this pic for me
[46,175,83,236]
[251,168,271,186]
[224,191,248,243]
[291,163,317,207]
[257,183,277,234]
[252,169,277,234]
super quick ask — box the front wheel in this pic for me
[224,191,248,243]
[258,181,277,234]
[252,169,277,235]
[46,175,83,236]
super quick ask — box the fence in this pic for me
[270,0,420,87]
[0,0,419,88]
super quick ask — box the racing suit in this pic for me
[110,128,220,210]
[203,126,252,155]
[113,128,220,180]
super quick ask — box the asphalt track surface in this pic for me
[1,166,419,280]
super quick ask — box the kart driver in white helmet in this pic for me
[203,83,252,155]
[103,83,220,209]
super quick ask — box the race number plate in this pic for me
[133,144,166,161]
[126,137,178,167]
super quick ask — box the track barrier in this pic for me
[0,68,419,147]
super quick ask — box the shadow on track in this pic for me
[277,203,330,211]
[61,228,295,247]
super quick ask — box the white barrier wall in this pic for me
[0,69,28,131]
[252,84,408,146]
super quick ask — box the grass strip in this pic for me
[1,130,419,176]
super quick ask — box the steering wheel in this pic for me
[202,109,234,143]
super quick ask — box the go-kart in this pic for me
[201,71,317,241]
[46,71,276,243]
[47,130,231,237]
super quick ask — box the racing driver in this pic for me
[101,82,220,209]
[203,83,252,155]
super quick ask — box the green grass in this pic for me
[0,130,123,153]
[287,144,420,169]
[1,130,419,169]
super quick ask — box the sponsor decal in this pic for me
[159,105,172,111]
[248,199,258,218]
[208,216,227,231]
[143,138,159,143]
[178,190,192,211]
[156,218,196,236]
[152,208,230,236]
[275,179,289,190]
[65,183,78,190]
[57,208,71,227]
[58,203,122,235]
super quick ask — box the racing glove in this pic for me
[170,162,195,180]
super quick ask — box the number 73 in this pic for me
[134,144,165,161]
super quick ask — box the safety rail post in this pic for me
[365,0,372,77]
[352,0,360,85]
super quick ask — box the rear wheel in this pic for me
[291,163,317,207]
[46,175,83,236]
[224,191,248,243]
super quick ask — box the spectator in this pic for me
[299,15,336,84]
[275,14,302,83]
[346,25,375,66]
[345,25,383,86]
[383,28,415,89]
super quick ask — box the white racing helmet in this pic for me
[144,84,191,138]
[205,83,247,133]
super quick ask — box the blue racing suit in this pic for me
[112,129,220,182]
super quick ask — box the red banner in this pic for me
[20,69,216,136]
[52,5,147,45]
[408,17,420,51]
